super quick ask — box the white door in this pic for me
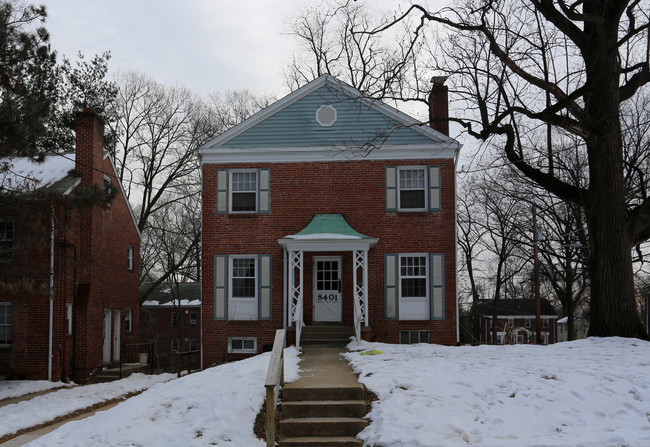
[113,310,121,361]
[313,257,342,322]
[103,309,111,363]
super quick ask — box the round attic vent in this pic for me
[316,105,337,127]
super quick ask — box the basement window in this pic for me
[228,337,257,354]
[400,330,430,344]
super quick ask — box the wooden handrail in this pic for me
[264,329,285,447]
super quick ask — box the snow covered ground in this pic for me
[23,348,301,447]
[0,380,72,401]
[0,373,176,439]
[2,339,648,446]
[344,337,650,447]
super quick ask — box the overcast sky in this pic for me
[42,0,411,99]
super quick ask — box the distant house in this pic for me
[557,314,589,342]
[0,109,141,383]
[140,282,201,371]
[477,299,559,345]
[198,74,461,364]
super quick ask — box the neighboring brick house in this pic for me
[477,299,559,345]
[0,109,141,383]
[140,282,201,370]
[198,74,461,364]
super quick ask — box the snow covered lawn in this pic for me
[24,348,301,447]
[0,380,72,401]
[0,373,176,439]
[345,337,650,447]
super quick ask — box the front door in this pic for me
[103,309,111,363]
[313,257,342,322]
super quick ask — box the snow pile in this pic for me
[0,373,175,439]
[26,348,301,447]
[344,337,650,447]
[0,380,72,401]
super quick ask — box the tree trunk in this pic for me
[583,4,645,338]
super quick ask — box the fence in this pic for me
[177,350,201,378]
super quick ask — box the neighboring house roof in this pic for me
[477,299,558,317]
[141,282,201,306]
[197,74,461,164]
[0,154,79,195]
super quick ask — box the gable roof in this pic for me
[140,282,201,306]
[198,74,461,164]
[477,299,558,317]
[1,154,79,195]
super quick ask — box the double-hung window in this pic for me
[0,302,11,345]
[398,167,427,211]
[230,170,257,213]
[127,245,134,270]
[0,220,14,261]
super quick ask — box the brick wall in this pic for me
[202,158,457,365]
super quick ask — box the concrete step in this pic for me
[283,385,365,401]
[282,400,366,418]
[280,417,368,438]
[278,436,363,447]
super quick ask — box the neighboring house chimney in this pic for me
[428,76,449,136]
[75,108,105,186]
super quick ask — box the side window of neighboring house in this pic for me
[0,219,14,261]
[189,339,199,351]
[508,317,514,327]
[543,318,549,328]
[213,254,272,321]
[171,339,179,354]
[384,253,444,321]
[189,311,198,325]
[386,166,440,212]
[127,245,134,270]
[0,302,12,345]
[525,318,531,328]
[125,309,133,333]
[216,168,270,215]
[172,312,179,327]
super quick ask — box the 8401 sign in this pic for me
[317,293,339,301]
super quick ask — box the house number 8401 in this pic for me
[317,294,338,301]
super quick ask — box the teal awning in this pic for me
[279,214,378,251]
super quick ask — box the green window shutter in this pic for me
[385,253,399,320]
[386,166,397,212]
[429,166,441,211]
[430,253,444,319]
[216,169,228,214]
[214,255,228,320]
[258,254,272,320]
[258,168,270,214]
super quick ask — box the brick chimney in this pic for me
[428,76,449,136]
[75,108,105,186]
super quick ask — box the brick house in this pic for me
[140,282,201,370]
[198,74,461,364]
[0,109,141,383]
[477,299,559,345]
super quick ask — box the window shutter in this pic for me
[384,254,399,319]
[430,253,444,319]
[216,169,228,214]
[214,255,228,320]
[386,166,397,211]
[258,254,272,320]
[258,168,270,214]
[429,166,441,211]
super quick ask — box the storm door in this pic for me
[313,257,342,322]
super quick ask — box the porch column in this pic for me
[353,249,369,345]
[287,250,304,347]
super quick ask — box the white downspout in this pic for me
[48,207,55,381]
[454,145,463,345]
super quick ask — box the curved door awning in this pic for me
[278,214,378,251]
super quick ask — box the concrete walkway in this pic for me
[284,345,362,392]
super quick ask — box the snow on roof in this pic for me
[558,316,568,323]
[1,154,76,192]
[142,299,201,307]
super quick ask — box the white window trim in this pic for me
[229,169,258,214]
[228,255,258,320]
[398,253,429,320]
[125,308,133,333]
[127,245,134,270]
[397,166,428,212]
[228,337,257,354]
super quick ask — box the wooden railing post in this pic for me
[265,329,286,447]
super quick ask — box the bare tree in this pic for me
[352,0,650,337]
